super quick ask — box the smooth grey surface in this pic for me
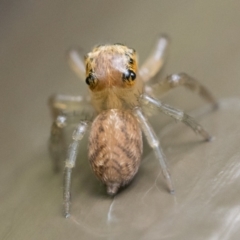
[1,1,240,239]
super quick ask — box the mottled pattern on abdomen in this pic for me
[88,109,143,195]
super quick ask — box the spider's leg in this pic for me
[139,35,169,82]
[49,94,90,117]
[147,73,218,108]
[63,121,89,218]
[133,107,174,194]
[49,114,67,172]
[48,94,94,171]
[140,94,212,141]
[67,49,86,81]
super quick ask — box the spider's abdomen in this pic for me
[88,109,143,195]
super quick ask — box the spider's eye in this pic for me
[123,69,136,81]
[85,73,96,86]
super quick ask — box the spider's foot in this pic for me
[212,102,220,111]
[206,135,215,142]
[64,212,70,218]
[170,189,175,195]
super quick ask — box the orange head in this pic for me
[85,44,138,91]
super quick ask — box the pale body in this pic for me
[85,45,144,194]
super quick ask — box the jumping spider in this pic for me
[49,36,217,218]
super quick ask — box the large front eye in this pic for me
[123,69,136,81]
[85,73,95,85]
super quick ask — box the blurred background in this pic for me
[1,1,240,239]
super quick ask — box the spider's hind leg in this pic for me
[49,114,67,172]
[133,107,175,194]
[63,121,89,218]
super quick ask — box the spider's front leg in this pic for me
[140,94,212,141]
[63,121,89,218]
[139,35,169,82]
[133,107,175,194]
[67,48,86,81]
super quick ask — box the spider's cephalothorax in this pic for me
[49,36,217,217]
[84,44,143,112]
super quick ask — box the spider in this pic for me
[49,35,217,218]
